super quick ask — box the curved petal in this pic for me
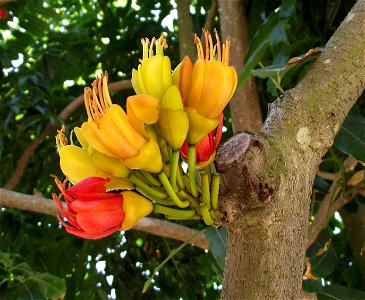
[123,139,162,173]
[76,209,124,233]
[121,191,153,230]
[131,68,142,94]
[196,60,226,118]
[89,148,130,178]
[70,198,122,212]
[65,224,121,239]
[187,59,205,110]
[127,94,159,125]
[59,146,108,184]
[173,55,193,105]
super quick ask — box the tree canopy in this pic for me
[0,0,364,299]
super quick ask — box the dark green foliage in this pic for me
[1,0,364,298]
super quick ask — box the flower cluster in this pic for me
[53,30,237,239]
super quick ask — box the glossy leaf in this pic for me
[334,115,365,161]
[317,284,365,300]
[206,226,227,273]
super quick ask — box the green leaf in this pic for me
[27,273,66,299]
[317,284,365,300]
[205,227,227,272]
[306,230,338,278]
[311,244,338,278]
[302,279,323,293]
[251,49,320,80]
[334,115,365,161]
[239,12,280,85]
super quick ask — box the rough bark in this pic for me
[340,204,365,279]
[216,1,365,299]
[218,0,262,132]
[176,0,195,60]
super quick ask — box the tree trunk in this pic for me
[218,0,262,132]
[176,0,195,60]
[217,1,365,298]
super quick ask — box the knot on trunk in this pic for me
[215,132,276,224]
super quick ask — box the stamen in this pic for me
[84,88,92,119]
[156,36,168,55]
[208,31,214,60]
[102,72,112,108]
[194,34,204,59]
[91,82,101,124]
[204,30,209,60]
[222,43,226,65]
[149,37,156,58]
[224,36,231,65]
[214,28,222,62]
[56,125,68,149]
[142,38,149,60]
[97,76,105,112]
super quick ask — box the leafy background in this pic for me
[1,0,364,299]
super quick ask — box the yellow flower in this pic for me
[173,30,237,144]
[157,85,189,150]
[132,37,172,99]
[80,73,162,173]
[56,126,132,190]
[121,191,154,230]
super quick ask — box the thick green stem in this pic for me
[176,166,185,190]
[203,165,212,184]
[177,190,200,208]
[199,205,213,225]
[158,171,190,208]
[136,187,175,206]
[182,174,192,194]
[154,204,196,218]
[169,150,180,191]
[201,171,211,210]
[140,170,161,187]
[130,174,168,199]
[166,215,202,220]
[211,173,220,210]
[188,145,198,197]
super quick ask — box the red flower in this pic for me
[0,9,8,19]
[181,113,223,168]
[52,176,124,239]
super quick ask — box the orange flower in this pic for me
[80,73,162,173]
[175,30,237,119]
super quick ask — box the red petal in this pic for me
[65,225,121,239]
[76,209,124,232]
[70,198,122,212]
[195,135,213,162]
[67,177,110,195]
[68,192,119,202]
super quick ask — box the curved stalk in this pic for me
[176,166,185,190]
[140,170,161,187]
[201,171,211,210]
[211,173,220,210]
[166,215,202,220]
[177,190,200,208]
[158,171,190,208]
[188,145,198,197]
[130,174,168,199]
[154,204,196,218]
[136,186,175,206]
[199,205,214,225]
[169,150,180,191]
